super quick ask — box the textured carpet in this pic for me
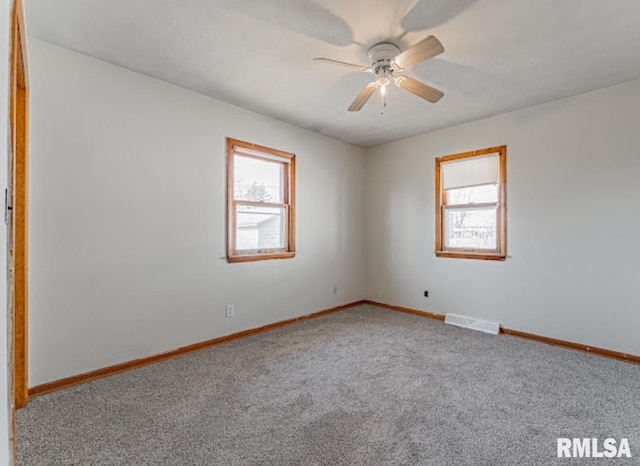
[17,305,640,465]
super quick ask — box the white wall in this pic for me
[0,0,12,462]
[366,78,640,356]
[28,39,366,386]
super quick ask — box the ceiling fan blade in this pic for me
[348,82,379,111]
[392,35,444,70]
[313,58,371,72]
[395,76,444,103]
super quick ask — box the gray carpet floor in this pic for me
[17,305,640,465]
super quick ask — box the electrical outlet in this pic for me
[225,304,234,318]
[424,290,429,298]
[333,285,338,295]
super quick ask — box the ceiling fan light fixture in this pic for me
[315,35,445,112]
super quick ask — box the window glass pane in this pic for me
[447,184,498,205]
[444,206,497,250]
[236,204,286,251]
[234,155,283,203]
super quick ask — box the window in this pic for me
[435,146,506,260]
[226,138,296,263]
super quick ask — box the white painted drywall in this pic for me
[27,39,366,386]
[366,78,640,356]
[0,0,12,463]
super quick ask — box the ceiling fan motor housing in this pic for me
[368,42,401,78]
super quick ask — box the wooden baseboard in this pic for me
[364,300,446,321]
[29,300,367,398]
[364,300,639,365]
[501,328,640,364]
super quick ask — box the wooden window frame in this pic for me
[226,138,296,263]
[435,145,506,261]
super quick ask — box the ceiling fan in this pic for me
[314,35,445,111]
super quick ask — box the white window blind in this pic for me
[442,154,499,189]
[233,145,291,164]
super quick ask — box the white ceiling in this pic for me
[24,0,640,147]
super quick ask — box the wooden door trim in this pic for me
[10,0,29,412]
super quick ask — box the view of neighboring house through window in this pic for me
[435,146,506,260]
[226,138,296,263]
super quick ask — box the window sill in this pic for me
[435,251,506,261]
[227,251,296,263]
